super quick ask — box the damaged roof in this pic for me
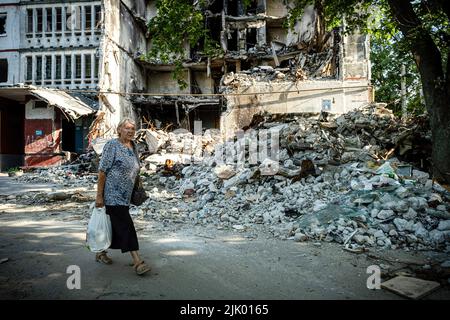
[0,86,97,120]
[29,87,96,120]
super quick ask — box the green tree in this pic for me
[142,0,222,89]
[371,34,425,116]
[288,0,450,184]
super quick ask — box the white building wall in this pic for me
[19,1,102,50]
[20,49,99,89]
[0,3,20,50]
[25,100,54,120]
[221,80,371,138]
[0,51,19,85]
[99,0,149,136]
[0,3,20,86]
[0,0,102,89]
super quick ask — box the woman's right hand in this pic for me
[95,194,104,208]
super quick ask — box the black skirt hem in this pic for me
[105,205,139,253]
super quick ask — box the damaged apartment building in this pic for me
[97,0,372,141]
[0,0,101,170]
[0,0,372,170]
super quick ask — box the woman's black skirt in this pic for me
[105,205,139,253]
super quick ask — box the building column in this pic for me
[81,53,86,85]
[41,55,45,85]
[43,7,47,35]
[90,52,95,88]
[51,54,56,86]
[32,8,37,39]
[31,55,36,84]
[91,5,95,35]
[62,6,66,41]
[257,22,266,46]
[71,52,75,88]
[81,6,86,38]
[52,7,56,38]
[61,55,66,87]
[71,6,76,39]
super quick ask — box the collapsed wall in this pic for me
[220,74,371,138]
[121,0,372,140]
[218,1,372,138]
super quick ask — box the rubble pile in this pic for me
[69,151,99,173]
[136,128,222,165]
[0,189,95,205]
[220,42,337,89]
[136,104,449,253]
[14,149,99,186]
[292,49,336,79]
[10,103,448,253]
[242,103,432,167]
[222,68,290,87]
[15,164,97,187]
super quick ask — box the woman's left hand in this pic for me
[95,194,105,208]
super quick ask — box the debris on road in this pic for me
[9,103,450,254]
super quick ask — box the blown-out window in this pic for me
[0,13,6,36]
[55,56,61,80]
[56,8,62,32]
[27,9,33,33]
[0,59,7,82]
[26,57,32,81]
[36,8,43,33]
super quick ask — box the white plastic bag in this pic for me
[86,206,112,253]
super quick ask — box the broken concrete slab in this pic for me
[214,165,237,180]
[381,276,440,300]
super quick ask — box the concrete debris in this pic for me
[220,52,335,90]
[129,103,449,253]
[214,165,237,180]
[10,104,450,254]
[48,192,72,201]
[14,164,97,186]
[135,128,222,164]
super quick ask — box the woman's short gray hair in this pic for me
[117,118,136,135]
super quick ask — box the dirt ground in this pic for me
[0,175,449,300]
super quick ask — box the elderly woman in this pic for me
[95,118,151,276]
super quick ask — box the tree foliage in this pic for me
[288,0,450,182]
[371,34,426,116]
[142,0,222,89]
[287,0,448,75]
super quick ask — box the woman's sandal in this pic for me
[95,252,113,265]
[134,261,151,275]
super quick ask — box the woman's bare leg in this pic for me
[130,251,151,274]
[130,251,142,265]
